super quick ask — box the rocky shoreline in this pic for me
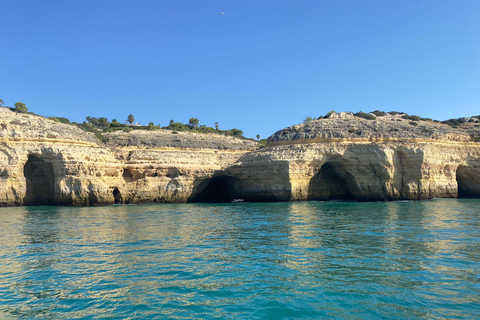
[1,108,479,206]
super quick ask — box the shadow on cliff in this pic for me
[23,154,56,206]
[188,176,236,203]
[457,164,480,198]
[307,161,355,200]
[392,148,423,200]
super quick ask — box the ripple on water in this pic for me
[0,199,479,319]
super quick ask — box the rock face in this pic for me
[220,114,480,201]
[103,130,257,204]
[1,108,480,206]
[0,108,257,206]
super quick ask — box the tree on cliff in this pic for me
[214,122,219,131]
[97,117,109,129]
[127,114,135,125]
[188,117,199,129]
[0,99,4,106]
[231,128,243,136]
[14,102,28,113]
[256,134,260,140]
[303,116,314,123]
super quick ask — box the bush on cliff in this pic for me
[402,115,421,121]
[304,116,314,123]
[324,110,336,118]
[371,110,386,117]
[231,128,243,136]
[354,112,376,120]
[49,116,71,124]
[14,102,28,113]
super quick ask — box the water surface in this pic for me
[0,199,479,319]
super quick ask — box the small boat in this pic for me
[231,199,244,203]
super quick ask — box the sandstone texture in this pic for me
[268,112,471,144]
[0,108,257,206]
[1,108,480,206]
[220,113,480,201]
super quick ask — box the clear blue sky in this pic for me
[1,0,479,139]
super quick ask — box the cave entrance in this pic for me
[308,162,354,200]
[456,165,480,198]
[190,177,234,203]
[113,187,122,204]
[23,155,56,205]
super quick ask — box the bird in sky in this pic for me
[220,12,224,15]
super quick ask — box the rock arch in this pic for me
[308,161,355,200]
[23,155,56,205]
[456,164,480,198]
[189,176,235,203]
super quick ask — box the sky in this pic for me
[1,0,479,139]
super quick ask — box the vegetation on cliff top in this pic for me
[305,110,480,128]
[0,99,256,143]
[2,98,478,142]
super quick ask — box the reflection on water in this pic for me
[0,200,479,319]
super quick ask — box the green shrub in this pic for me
[324,110,336,118]
[76,123,98,133]
[354,112,376,120]
[95,132,109,143]
[14,102,28,113]
[442,119,460,127]
[409,121,418,126]
[57,117,71,124]
[231,128,243,136]
[402,115,421,121]
[304,116,314,123]
[371,110,386,117]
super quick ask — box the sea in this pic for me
[0,199,479,319]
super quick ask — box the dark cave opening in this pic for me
[123,168,134,182]
[23,155,56,205]
[191,177,234,203]
[456,165,479,198]
[113,187,122,204]
[308,162,355,200]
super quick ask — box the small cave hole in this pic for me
[167,168,181,178]
[123,168,135,182]
[113,187,122,204]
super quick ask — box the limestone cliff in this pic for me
[103,130,257,204]
[2,108,480,206]
[220,112,480,201]
[0,108,257,206]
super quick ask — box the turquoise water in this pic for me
[0,200,479,319]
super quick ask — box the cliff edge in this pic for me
[1,108,480,205]
[219,112,480,201]
[0,108,257,206]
